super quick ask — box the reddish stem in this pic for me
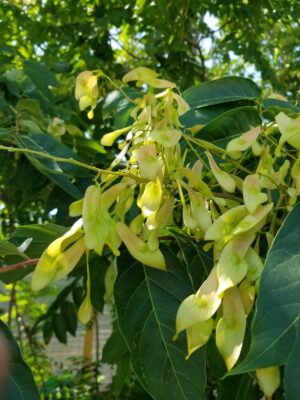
[0,259,39,274]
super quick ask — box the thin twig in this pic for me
[212,192,243,203]
[185,36,206,81]
[110,36,148,61]
[0,258,39,274]
[0,145,147,183]
[7,283,16,327]
[158,235,199,242]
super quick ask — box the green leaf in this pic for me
[63,135,106,156]
[15,99,45,124]
[111,356,131,397]
[230,203,300,390]
[0,224,65,284]
[179,104,236,128]
[52,313,67,344]
[0,265,35,285]
[103,90,123,116]
[31,279,78,334]
[114,98,135,130]
[0,319,39,399]
[0,241,29,284]
[89,256,108,312]
[114,246,207,400]
[102,325,131,396]
[262,98,300,115]
[61,301,77,336]
[183,77,261,108]
[285,328,300,399]
[26,134,89,177]
[218,374,257,400]
[102,326,129,364]
[0,241,26,257]
[194,106,261,147]
[42,320,53,345]
[23,60,58,98]
[104,87,139,130]
[173,233,213,289]
[15,134,85,199]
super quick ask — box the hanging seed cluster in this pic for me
[31,67,300,397]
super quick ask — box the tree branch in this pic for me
[0,258,39,274]
[0,145,148,183]
[110,36,148,61]
[185,36,206,81]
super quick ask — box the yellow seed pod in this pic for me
[291,154,300,193]
[260,175,276,190]
[101,126,131,147]
[251,141,262,156]
[101,182,130,209]
[206,152,236,193]
[103,258,118,303]
[238,279,256,315]
[172,92,190,115]
[287,187,298,208]
[204,205,247,242]
[102,219,122,257]
[137,144,164,181]
[31,221,84,291]
[31,251,57,291]
[150,129,182,147]
[216,287,246,370]
[53,238,86,282]
[140,178,162,217]
[114,187,134,219]
[129,214,145,235]
[75,71,93,100]
[82,185,121,256]
[183,204,198,229]
[256,146,275,185]
[245,247,264,283]
[185,318,214,359]
[79,95,92,111]
[217,233,255,295]
[145,229,158,252]
[123,67,159,84]
[256,367,280,397]
[180,167,212,197]
[232,203,273,237]
[82,185,106,250]
[47,220,83,257]
[153,196,174,230]
[176,267,221,336]
[69,199,83,217]
[274,159,290,186]
[276,112,300,150]
[243,174,268,214]
[78,291,93,324]
[31,238,85,291]
[191,199,212,232]
[75,71,98,118]
[226,126,261,155]
[86,75,98,96]
[190,193,212,232]
[115,222,166,270]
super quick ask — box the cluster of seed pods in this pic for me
[31,67,300,397]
